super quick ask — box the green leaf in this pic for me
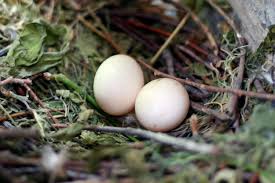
[3,21,69,77]
[15,23,46,66]
[80,131,128,145]
[50,123,84,141]
[260,171,275,183]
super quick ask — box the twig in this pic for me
[173,46,193,66]
[164,0,219,55]
[0,128,40,139]
[186,85,211,99]
[150,14,190,65]
[78,15,123,54]
[254,79,265,93]
[53,124,218,154]
[0,111,32,123]
[185,40,221,66]
[46,0,55,21]
[23,84,59,124]
[126,19,171,37]
[185,40,209,57]
[228,50,245,117]
[177,45,217,72]
[205,0,239,35]
[162,50,175,76]
[113,17,159,52]
[0,151,39,165]
[0,77,32,86]
[0,103,15,123]
[85,126,218,154]
[137,60,275,101]
[100,9,179,27]
[191,101,231,121]
[190,115,199,136]
[0,87,29,107]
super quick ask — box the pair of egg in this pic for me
[93,55,190,132]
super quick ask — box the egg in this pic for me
[93,54,144,116]
[135,78,190,132]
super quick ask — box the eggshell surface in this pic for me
[93,55,144,116]
[135,78,190,132]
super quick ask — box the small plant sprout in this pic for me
[93,54,144,116]
[135,78,190,132]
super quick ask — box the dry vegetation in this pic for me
[0,0,275,182]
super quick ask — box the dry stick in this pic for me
[206,0,246,117]
[23,84,59,124]
[126,19,171,37]
[177,45,217,72]
[254,79,265,93]
[228,49,245,117]
[164,0,219,55]
[85,126,218,154]
[46,0,55,21]
[137,60,275,100]
[88,11,124,53]
[78,15,123,54]
[53,124,218,154]
[0,128,40,139]
[162,50,175,76]
[185,40,209,57]
[0,111,32,123]
[150,14,190,65]
[0,77,32,86]
[113,17,159,52]
[191,101,231,121]
[205,0,238,34]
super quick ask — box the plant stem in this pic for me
[137,60,275,101]
[50,73,100,110]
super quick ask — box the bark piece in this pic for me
[228,0,275,51]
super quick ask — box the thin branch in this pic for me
[86,126,218,154]
[150,14,190,65]
[177,45,217,72]
[53,124,218,154]
[78,15,123,54]
[227,50,245,116]
[0,128,40,139]
[164,0,219,55]
[0,77,32,86]
[163,50,175,76]
[0,111,32,123]
[23,84,59,124]
[112,17,159,52]
[254,79,265,93]
[46,0,55,21]
[205,0,240,35]
[126,19,171,37]
[191,101,231,121]
[137,60,275,101]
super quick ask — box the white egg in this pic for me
[135,78,190,132]
[93,54,144,116]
